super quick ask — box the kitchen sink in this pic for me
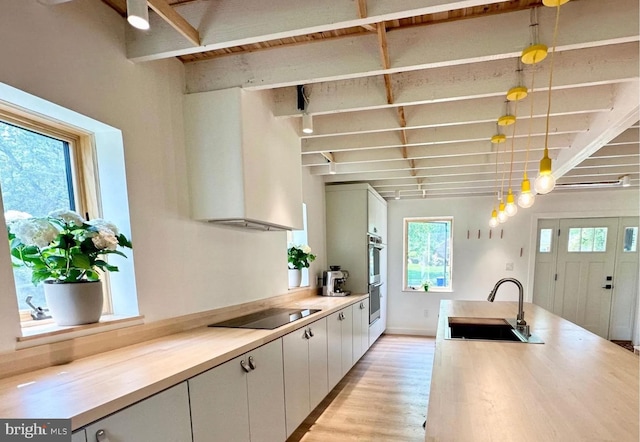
[445,317,543,344]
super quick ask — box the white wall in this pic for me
[0,0,326,352]
[386,189,640,336]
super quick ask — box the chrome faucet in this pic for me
[487,278,529,335]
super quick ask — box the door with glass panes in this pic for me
[533,217,639,339]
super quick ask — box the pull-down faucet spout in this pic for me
[487,277,526,328]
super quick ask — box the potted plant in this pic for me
[5,209,132,326]
[422,280,430,292]
[287,244,316,288]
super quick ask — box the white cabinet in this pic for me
[327,306,354,390]
[283,318,328,437]
[189,339,286,442]
[72,431,86,442]
[84,383,192,442]
[184,88,303,230]
[367,190,387,243]
[353,299,370,364]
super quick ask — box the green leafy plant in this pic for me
[5,209,132,284]
[422,281,430,292]
[287,244,316,270]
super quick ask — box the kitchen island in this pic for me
[425,300,639,441]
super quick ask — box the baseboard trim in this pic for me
[386,327,436,337]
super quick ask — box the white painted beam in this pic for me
[184,0,639,91]
[293,85,614,135]
[301,116,586,153]
[127,0,511,61]
[271,43,638,116]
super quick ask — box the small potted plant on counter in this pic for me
[422,280,431,292]
[287,244,316,288]
[5,209,132,326]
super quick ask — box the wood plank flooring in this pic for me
[288,334,436,442]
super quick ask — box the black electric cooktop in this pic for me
[208,308,321,330]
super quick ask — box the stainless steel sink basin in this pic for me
[445,317,543,344]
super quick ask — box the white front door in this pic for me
[609,218,639,340]
[555,218,619,338]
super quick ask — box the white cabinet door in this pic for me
[246,340,287,442]
[84,383,192,442]
[341,306,354,378]
[283,318,328,437]
[190,339,286,442]
[308,318,328,410]
[327,310,343,391]
[353,299,371,364]
[72,431,86,442]
[190,354,251,442]
[283,327,311,437]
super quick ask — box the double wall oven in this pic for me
[368,233,383,324]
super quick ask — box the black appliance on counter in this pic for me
[208,308,321,330]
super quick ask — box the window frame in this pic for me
[0,106,112,325]
[403,216,454,292]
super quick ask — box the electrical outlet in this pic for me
[506,262,514,271]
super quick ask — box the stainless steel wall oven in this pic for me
[368,234,383,323]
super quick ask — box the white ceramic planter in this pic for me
[44,280,104,326]
[288,269,302,288]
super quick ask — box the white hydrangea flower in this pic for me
[12,218,59,248]
[91,230,119,251]
[87,219,119,236]
[49,209,85,227]
[4,210,32,223]
[301,244,312,254]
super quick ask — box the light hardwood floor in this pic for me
[288,334,436,442]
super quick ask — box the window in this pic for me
[623,227,638,252]
[287,203,310,286]
[539,228,553,253]
[0,112,99,322]
[404,217,452,291]
[567,227,607,252]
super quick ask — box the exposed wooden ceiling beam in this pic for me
[356,0,377,31]
[147,0,200,46]
[320,152,335,163]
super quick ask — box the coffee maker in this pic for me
[322,266,351,296]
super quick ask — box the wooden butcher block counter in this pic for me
[425,300,639,442]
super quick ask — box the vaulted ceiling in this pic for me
[103,0,639,200]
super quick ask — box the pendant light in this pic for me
[498,200,508,224]
[505,63,527,217]
[518,8,547,208]
[126,0,150,30]
[328,161,336,174]
[489,141,500,227]
[534,1,568,194]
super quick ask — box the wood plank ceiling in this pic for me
[103,0,639,200]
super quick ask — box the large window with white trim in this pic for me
[403,217,453,291]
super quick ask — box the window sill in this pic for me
[403,287,453,294]
[17,315,144,349]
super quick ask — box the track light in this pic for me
[394,190,400,200]
[621,175,631,187]
[329,161,336,174]
[302,112,313,134]
[127,0,150,30]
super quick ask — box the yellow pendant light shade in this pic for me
[497,201,508,223]
[534,148,556,194]
[505,189,518,216]
[489,209,499,228]
[517,174,536,208]
[521,44,548,65]
[491,134,507,144]
[498,114,516,126]
[543,0,570,6]
[506,86,528,101]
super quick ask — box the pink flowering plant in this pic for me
[5,209,132,284]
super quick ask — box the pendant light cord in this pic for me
[544,5,562,152]
[508,98,519,187]
[524,67,537,174]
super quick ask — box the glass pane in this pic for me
[568,228,581,252]
[406,219,452,290]
[580,228,595,252]
[539,228,553,253]
[0,121,74,312]
[593,227,607,252]
[623,227,638,252]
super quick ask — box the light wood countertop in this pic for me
[0,293,367,430]
[425,300,639,442]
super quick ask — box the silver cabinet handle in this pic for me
[303,329,310,339]
[248,356,256,370]
[308,327,314,338]
[360,302,364,309]
[338,312,344,320]
[240,359,251,373]
[96,429,110,442]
